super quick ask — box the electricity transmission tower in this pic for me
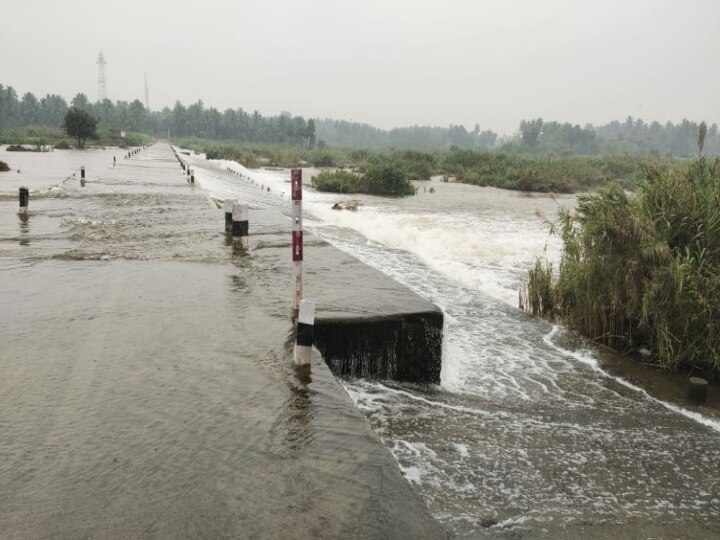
[145,72,149,110]
[97,52,107,103]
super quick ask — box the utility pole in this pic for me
[144,72,149,110]
[97,52,107,103]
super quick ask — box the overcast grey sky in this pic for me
[1,0,718,133]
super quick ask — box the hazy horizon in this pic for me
[1,0,718,135]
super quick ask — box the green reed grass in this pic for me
[525,124,719,374]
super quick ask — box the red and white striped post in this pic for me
[291,168,303,310]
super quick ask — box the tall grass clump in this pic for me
[526,124,720,374]
[519,258,556,319]
[311,170,363,193]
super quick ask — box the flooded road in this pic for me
[0,145,445,538]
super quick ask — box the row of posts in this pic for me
[171,146,194,184]
[125,146,147,159]
[219,166,313,367]
[168,145,314,368]
[17,143,145,216]
[17,162,89,214]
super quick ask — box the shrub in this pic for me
[312,165,414,196]
[363,164,415,195]
[311,170,361,193]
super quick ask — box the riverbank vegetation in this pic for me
[181,138,680,194]
[0,126,150,149]
[523,125,720,376]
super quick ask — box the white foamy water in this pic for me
[186,153,720,537]
[193,154,566,306]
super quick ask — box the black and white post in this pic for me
[294,299,315,366]
[232,203,249,248]
[291,168,303,310]
[80,166,86,187]
[18,187,29,216]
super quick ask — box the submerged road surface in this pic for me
[0,144,445,538]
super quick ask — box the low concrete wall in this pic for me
[300,237,444,385]
[315,311,443,384]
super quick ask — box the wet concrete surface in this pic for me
[0,144,446,538]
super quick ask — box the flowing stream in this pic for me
[193,155,720,537]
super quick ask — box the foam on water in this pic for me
[195,156,562,306]
[306,201,561,307]
[543,325,720,434]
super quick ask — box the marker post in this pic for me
[19,187,29,215]
[291,168,303,310]
[232,203,249,248]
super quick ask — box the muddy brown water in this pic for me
[0,145,445,538]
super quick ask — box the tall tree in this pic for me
[520,118,544,149]
[128,99,146,132]
[64,107,97,148]
[71,93,90,110]
[20,92,41,125]
[40,94,68,126]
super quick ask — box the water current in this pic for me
[191,154,720,537]
[2,146,718,537]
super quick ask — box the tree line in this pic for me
[1,82,717,156]
[317,116,720,156]
[510,117,720,157]
[0,83,316,147]
[314,119,499,151]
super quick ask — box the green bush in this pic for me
[307,149,336,167]
[363,164,415,195]
[311,170,361,193]
[312,165,414,196]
